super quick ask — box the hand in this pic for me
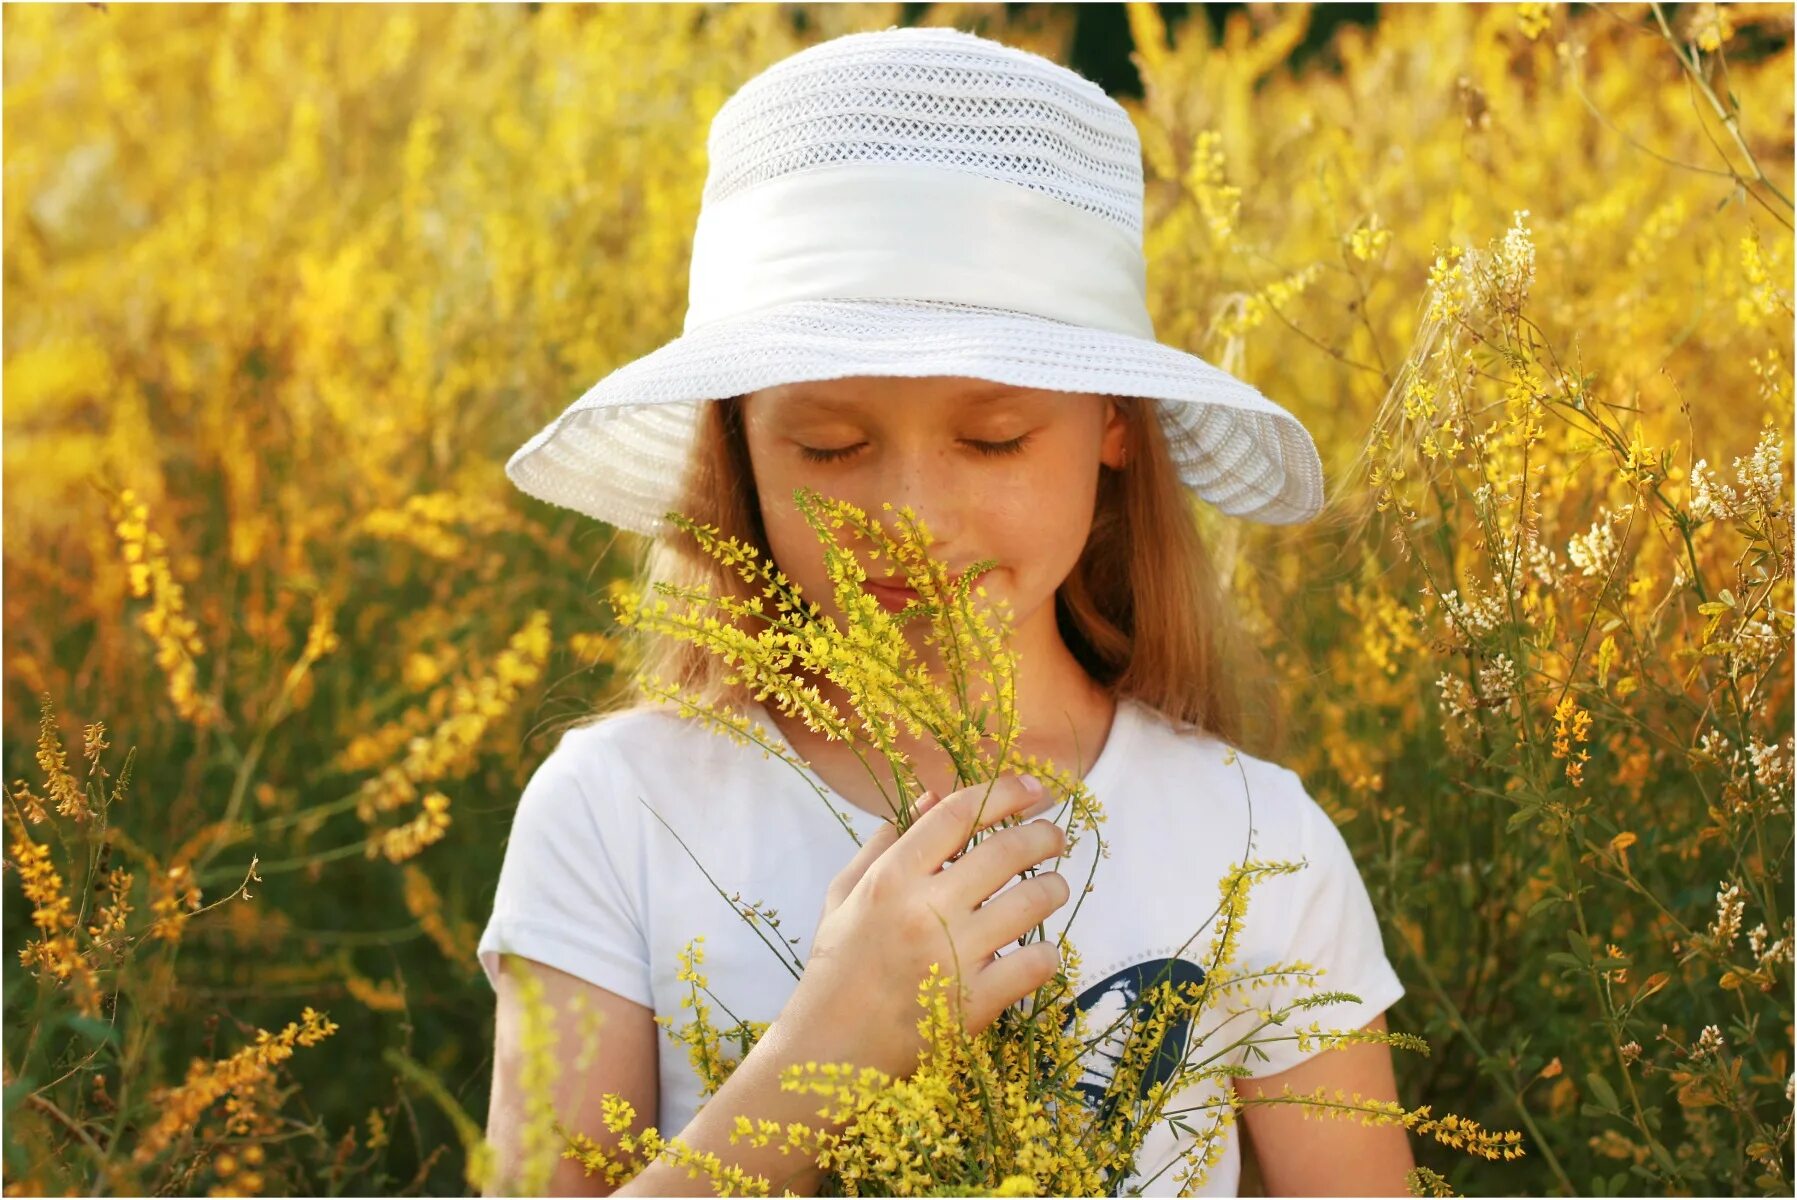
[784,773,1071,1082]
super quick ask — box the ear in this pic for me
[1099,396,1130,470]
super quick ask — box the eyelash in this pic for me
[797,434,1034,463]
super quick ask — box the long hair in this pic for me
[605,392,1286,759]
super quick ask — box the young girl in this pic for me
[482,25,1413,1198]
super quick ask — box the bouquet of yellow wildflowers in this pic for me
[544,487,1520,1197]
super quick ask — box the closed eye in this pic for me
[795,433,1034,464]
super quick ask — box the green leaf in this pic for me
[1566,930,1592,963]
[1,1073,43,1189]
[1585,1071,1620,1112]
[2,1133,28,1187]
[62,1014,117,1047]
[1527,894,1563,918]
[1,1075,34,1116]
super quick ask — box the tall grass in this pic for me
[4,3,1789,1194]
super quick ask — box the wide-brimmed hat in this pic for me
[506,25,1325,537]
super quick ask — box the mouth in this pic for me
[863,577,920,612]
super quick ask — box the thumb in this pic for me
[827,798,911,905]
[830,790,940,906]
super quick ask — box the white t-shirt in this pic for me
[478,695,1405,1196]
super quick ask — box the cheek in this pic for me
[753,483,852,614]
[744,444,814,573]
[758,498,819,580]
[981,456,1101,573]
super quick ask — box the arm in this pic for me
[614,1014,853,1197]
[484,957,659,1198]
[625,775,1070,1196]
[1234,1012,1415,1197]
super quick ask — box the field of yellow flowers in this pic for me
[4,3,1790,1196]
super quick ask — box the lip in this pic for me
[863,578,919,613]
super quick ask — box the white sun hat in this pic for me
[506,24,1325,537]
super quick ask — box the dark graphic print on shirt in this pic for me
[1067,957,1208,1116]
[1059,958,1209,1195]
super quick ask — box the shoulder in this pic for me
[504,703,731,858]
[549,701,711,758]
[1123,698,1327,851]
[533,700,759,802]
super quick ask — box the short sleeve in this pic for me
[476,726,655,1008]
[1238,770,1406,1078]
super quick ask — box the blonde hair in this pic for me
[604,392,1286,759]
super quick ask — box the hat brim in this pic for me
[506,299,1325,536]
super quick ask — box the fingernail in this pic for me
[1018,773,1043,798]
[915,789,939,812]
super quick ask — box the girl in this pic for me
[482,25,1413,1198]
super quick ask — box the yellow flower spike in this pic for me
[633,471,1535,1192]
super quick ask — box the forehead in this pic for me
[752,379,1042,417]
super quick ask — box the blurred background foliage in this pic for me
[3,2,1791,1196]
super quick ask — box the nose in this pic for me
[868,442,963,564]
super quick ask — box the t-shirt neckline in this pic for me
[745,693,1140,829]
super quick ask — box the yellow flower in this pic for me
[1516,2,1553,42]
[134,1008,339,1164]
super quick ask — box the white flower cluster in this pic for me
[1708,881,1744,948]
[1695,728,1747,787]
[1689,429,1788,524]
[1474,209,1537,313]
[1688,458,1733,522]
[1436,583,1508,637]
[1735,428,1788,518]
[1436,672,1477,731]
[1736,616,1784,670]
[1696,727,1736,761]
[1747,921,1794,967]
[1497,209,1536,298]
[1748,734,1793,795]
[1566,517,1619,579]
[1525,536,1566,590]
[1695,730,1792,817]
[1694,1024,1727,1058]
[1478,652,1519,709]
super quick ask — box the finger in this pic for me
[964,939,1061,1033]
[964,869,1071,957]
[827,813,904,907]
[911,788,944,820]
[1019,784,1061,821]
[903,774,1044,872]
[940,818,1066,909]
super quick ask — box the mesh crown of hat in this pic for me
[703,26,1146,243]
